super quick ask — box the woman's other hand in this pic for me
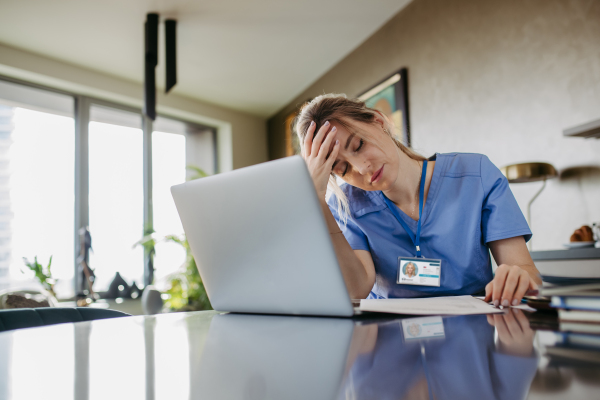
[487,308,535,357]
[484,264,538,307]
[302,120,340,200]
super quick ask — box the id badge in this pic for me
[397,257,442,287]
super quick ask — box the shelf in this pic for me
[530,247,600,261]
[563,118,600,138]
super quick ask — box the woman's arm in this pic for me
[320,200,376,298]
[485,236,542,306]
[301,120,375,298]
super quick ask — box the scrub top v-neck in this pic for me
[327,152,531,299]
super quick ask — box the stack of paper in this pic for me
[359,295,504,315]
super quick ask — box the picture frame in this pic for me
[358,67,411,147]
[285,111,301,157]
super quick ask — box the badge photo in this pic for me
[397,257,442,287]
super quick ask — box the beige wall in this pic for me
[268,0,600,251]
[0,43,268,171]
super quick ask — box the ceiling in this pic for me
[0,0,412,117]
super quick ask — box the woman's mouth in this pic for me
[371,165,384,183]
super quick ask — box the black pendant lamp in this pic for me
[144,13,177,120]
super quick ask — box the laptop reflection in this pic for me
[195,313,354,400]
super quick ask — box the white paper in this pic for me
[359,295,504,315]
[473,297,537,312]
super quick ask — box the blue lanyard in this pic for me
[382,160,428,257]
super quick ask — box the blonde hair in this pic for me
[294,93,423,222]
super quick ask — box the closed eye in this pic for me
[355,139,364,152]
[342,163,349,177]
[338,139,364,176]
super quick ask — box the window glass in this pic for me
[152,129,186,283]
[1,105,75,297]
[88,106,143,291]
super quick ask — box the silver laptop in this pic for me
[171,155,356,317]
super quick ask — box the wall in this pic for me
[268,0,600,251]
[0,43,268,172]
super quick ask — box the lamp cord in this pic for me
[527,178,547,251]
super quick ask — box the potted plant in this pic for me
[22,256,56,298]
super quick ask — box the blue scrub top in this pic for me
[327,152,531,298]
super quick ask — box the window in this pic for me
[0,77,217,298]
[88,105,144,291]
[0,80,75,296]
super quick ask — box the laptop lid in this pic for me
[170,156,354,317]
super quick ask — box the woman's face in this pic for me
[329,118,400,192]
[406,264,415,275]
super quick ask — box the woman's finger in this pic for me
[317,126,337,161]
[311,121,331,157]
[530,278,539,291]
[325,140,340,168]
[500,266,520,307]
[484,281,493,302]
[511,270,530,306]
[491,266,508,307]
[303,121,316,158]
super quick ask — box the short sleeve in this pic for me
[480,156,532,243]
[327,200,370,251]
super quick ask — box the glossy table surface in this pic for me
[0,309,599,400]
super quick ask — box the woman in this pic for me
[404,262,417,278]
[296,94,541,306]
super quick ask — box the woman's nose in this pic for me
[356,160,370,175]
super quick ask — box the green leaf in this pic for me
[47,256,52,276]
[186,165,209,181]
[21,255,56,297]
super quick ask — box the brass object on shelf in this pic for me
[500,162,558,183]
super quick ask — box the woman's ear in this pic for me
[373,110,389,128]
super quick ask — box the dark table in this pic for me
[0,309,598,399]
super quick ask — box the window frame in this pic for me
[0,75,217,299]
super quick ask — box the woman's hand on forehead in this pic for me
[302,120,340,199]
[324,128,339,159]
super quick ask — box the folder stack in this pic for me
[538,283,600,365]
[543,283,600,335]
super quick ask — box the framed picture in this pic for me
[358,67,411,147]
[285,111,301,156]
